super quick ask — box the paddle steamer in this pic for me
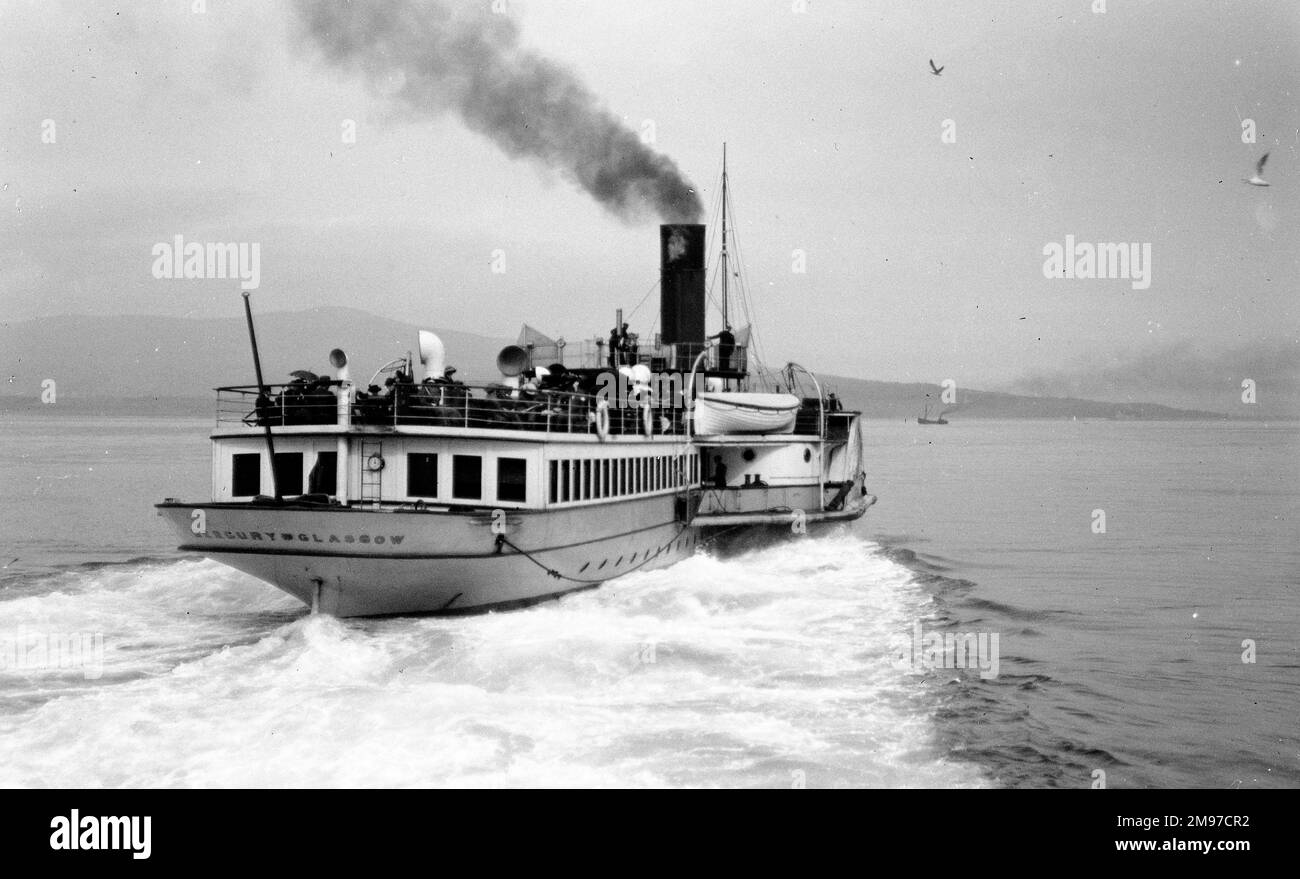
[157,160,874,616]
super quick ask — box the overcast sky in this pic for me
[2,0,1297,397]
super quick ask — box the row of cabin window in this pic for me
[229,451,526,503]
[232,451,333,498]
[547,453,700,504]
[406,453,526,503]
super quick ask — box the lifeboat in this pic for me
[693,392,801,435]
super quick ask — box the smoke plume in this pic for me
[294,0,702,223]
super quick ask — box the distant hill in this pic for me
[0,308,1263,420]
[0,307,513,402]
[815,376,1236,421]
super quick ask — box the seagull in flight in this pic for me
[1245,152,1270,186]
[929,59,944,76]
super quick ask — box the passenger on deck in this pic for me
[608,327,621,369]
[712,456,728,488]
[539,364,569,392]
[254,391,276,426]
[709,325,736,372]
[618,323,634,365]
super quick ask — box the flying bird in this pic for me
[1245,152,1270,186]
[929,59,944,76]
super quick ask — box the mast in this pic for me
[242,291,280,501]
[720,143,729,329]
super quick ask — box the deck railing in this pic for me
[215,382,690,438]
[527,339,747,375]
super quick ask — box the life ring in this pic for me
[641,403,653,436]
[366,454,386,472]
[594,399,610,441]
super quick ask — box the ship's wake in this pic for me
[0,533,987,787]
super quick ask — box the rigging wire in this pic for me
[624,276,660,324]
[718,170,776,390]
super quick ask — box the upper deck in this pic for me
[210,357,843,444]
[215,380,696,440]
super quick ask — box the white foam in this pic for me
[0,536,987,787]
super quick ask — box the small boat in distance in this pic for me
[917,401,948,425]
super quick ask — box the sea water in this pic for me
[0,412,1295,787]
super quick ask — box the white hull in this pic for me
[158,497,699,617]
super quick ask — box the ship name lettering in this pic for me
[200,530,406,546]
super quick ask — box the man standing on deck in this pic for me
[709,325,735,372]
[711,455,728,488]
[618,322,634,365]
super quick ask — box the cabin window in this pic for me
[452,455,482,500]
[232,453,260,497]
[273,452,303,496]
[497,457,527,503]
[560,460,570,502]
[309,452,337,495]
[549,460,558,503]
[602,460,611,497]
[407,453,439,498]
[582,460,592,501]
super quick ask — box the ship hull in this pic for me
[157,498,698,617]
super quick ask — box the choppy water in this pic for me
[0,412,1296,787]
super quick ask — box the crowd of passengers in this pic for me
[248,364,686,435]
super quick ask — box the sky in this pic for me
[2,0,1297,407]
